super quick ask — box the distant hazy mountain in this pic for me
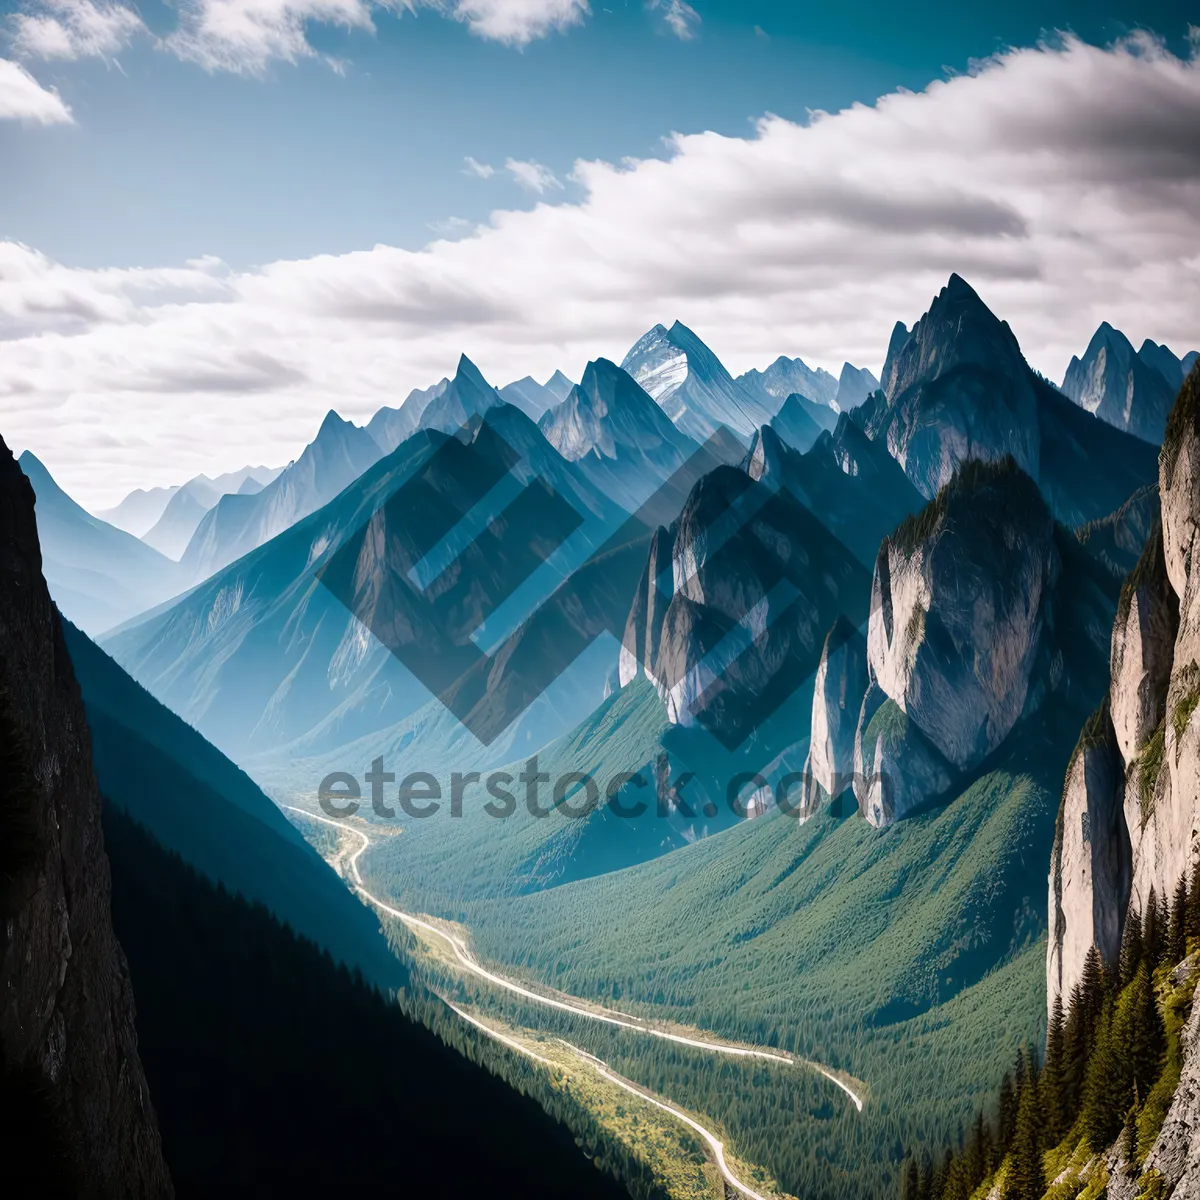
[141,467,279,560]
[621,321,774,441]
[99,465,277,541]
[500,371,576,420]
[107,404,628,767]
[142,485,212,559]
[1062,322,1177,442]
[97,484,180,537]
[366,378,449,454]
[858,274,1159,525]
[768,393,829,451]
[737,355,839,410]
[18,451,182,635]
[538,357,699,509]
[832,362,881,410]
[180,411,382,583]
[542,369,576,404]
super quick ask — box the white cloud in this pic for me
[0,56,73,121]
[167,0,395,73]
[9,0,589,73]
[442,0,588,46]
[505,157,561,193]
[4,34,1200,509]
[11,0,145,61]
[463,155,496,178]
[650,0,698,41]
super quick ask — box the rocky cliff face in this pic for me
[1046,706,1129,1013]
[619,463,871,749]
[1046,364,1200,1014]
[852,458,1059,826]
[0,436,171,1196]
[799,617,868,814]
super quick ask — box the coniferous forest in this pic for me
[900,877,1200,1200]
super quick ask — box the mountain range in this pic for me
[178,409,383,583]
[140,466,278,559]
[99,464,278,538]
[12,271,1199,1200]
[18,451,185,635]
[0,429,633,1200]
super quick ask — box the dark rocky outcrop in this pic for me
[0,435,171,1196]
[860,275,1042,497]
[746,418,922,567]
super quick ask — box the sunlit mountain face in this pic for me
[4,6,1200,1200]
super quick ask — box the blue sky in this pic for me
[1,0,1198,507]
[3,0,1196,268]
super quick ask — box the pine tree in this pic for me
[917,1151,934,1200]
[1156,889,1171,968]
[1078,945,1107,1031]
[1120,906,1144,987]
[1081,994,1128,1151]
[963,1109,992,1188]
[997,1070,1017,1153]
[1126,960,1166,1101]
[1187,865,1200,943]
[1170,873,1189,964]
[1041,993,1068,1144]
[1063,948,1106,1121]
[1143,888,1162,970]
[1004,1064,1045,1200]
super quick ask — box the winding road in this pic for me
[284,804,865,1115]
[438,998,773,1200]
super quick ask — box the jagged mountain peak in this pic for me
[17,447,53,485]
[834,361,880,411]
[883,273,1025,405]
[315,408,356,439]
[454,352,490,386]
[1063,320,1176,442]
[541,369,577,405]
[621,320,773,440]
[538,357,696,508]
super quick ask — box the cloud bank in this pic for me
[7,0,593,75]
[0,55,72,121]
[4,34,1200,507]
